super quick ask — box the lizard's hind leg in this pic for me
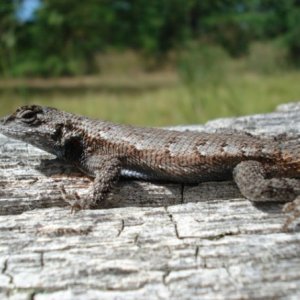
[233,160,300,202]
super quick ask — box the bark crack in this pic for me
[162,269,171,286]
[194,246,199,265]
[117,219,125,237]
[40,251,44,268]
[2,259,13,285]
[165,207,181,239]
[180,184,184,204]
[134,234,140,246]
[1,258,8,274]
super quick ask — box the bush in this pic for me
[246,42,289,74]
[177,42,230,86]
[285,8,300,66]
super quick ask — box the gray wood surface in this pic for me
[0,103,300,300]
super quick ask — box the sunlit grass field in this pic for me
[1,48,300,126]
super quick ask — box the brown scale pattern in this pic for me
[70,119,286,182]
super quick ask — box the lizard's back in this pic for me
[81,119,299,183]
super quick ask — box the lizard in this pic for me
[0,105,299,219]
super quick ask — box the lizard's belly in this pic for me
[121,164,233,183]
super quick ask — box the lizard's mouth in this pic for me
[0,114,33,140]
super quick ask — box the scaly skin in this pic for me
[0,105,299,213]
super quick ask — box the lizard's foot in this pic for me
[59,185,95,211]
[233,161,299,202]
[282,196,300,231]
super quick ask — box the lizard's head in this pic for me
[0,105,70,156]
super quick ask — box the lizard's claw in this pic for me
[59,184,84,211]
[70,203,83,214]
[283,197,300,213]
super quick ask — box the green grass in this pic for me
[1,69,300,127]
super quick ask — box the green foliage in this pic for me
[246,42,289,74]
[2,66,300,125]
[177,42,229,86]
[14,0,111,76]
[0,1,19,77]
[176,42,241,121]
[1,0,300,76]
[109,0,192,54]
[285,5,300,65]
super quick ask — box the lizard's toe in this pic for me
[59,184,92,209]
[282,196,300,231]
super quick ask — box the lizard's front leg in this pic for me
[64,154,122,210]
[233,160,300,202]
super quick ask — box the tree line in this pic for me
[1,0,300,77]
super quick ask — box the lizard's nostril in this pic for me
[0,117,8,125]
[0,115,15,125]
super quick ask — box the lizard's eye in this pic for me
[18,109,41,125]
[20,110,36,123]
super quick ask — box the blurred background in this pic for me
[1,0,300,126]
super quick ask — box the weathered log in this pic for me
[0,103,299,300]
